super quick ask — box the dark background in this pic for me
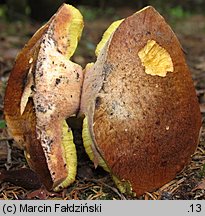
[0,0,205,21]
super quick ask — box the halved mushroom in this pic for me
[80,6,202,196]
[4,4,84,191]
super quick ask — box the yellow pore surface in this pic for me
[138,40,174,77]
[54,120,77,191]
[82,116,110,172]
[65,4,84,58]
[95,19,124,57]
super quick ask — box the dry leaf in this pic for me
[192,178,205,191]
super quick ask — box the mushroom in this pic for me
[4,4,84,191]
[80,6,201,196]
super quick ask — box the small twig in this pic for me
[5,142,12,170]
[197,147,205,154]
[170,177,186,193]
[158,179,177,192]
[144,192,157,200]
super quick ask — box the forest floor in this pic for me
[0,7,205,200]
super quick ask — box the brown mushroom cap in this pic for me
[4,4,84,190]
[80,6,202,196]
